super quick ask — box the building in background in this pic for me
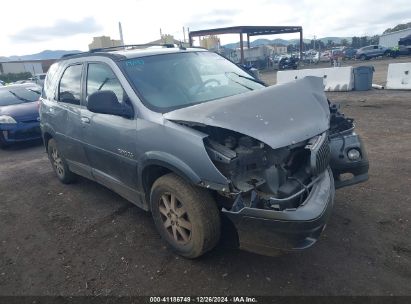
[0,60,43,75]
[199,35,220,50]
[88,36,122,50]
[270,44,287,54]
[160,34,176,44]
[235,44,287,64]
[148,34,190,47]
[379,28,411,48]
[40,59,57,73]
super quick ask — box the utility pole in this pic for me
[182,27,186,43]
[119,22,124,45]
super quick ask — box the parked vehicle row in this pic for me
[301,44,410,64]
[0,83,42,147]
[38,45,369,258]
[0,73,47,87]
[355,45,390,60]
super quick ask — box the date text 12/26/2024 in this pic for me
[150,297,258,303]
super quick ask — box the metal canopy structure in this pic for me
[189,25,303,64]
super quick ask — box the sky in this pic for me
[1,0,411,56]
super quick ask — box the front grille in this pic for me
[306,133,330,176]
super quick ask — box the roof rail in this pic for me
[89,44,176,53]
[59,43,188,60]
[61,52,89,58]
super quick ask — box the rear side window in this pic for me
[43,63,60,100]
[59,64,82,105]
[86,63,124,102]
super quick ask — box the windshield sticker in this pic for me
[125,59,145,67]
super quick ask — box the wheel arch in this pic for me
[41,124,56,151]
[43,132,53,150]
[139,152,203,205]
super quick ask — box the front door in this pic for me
[81,62,139,199]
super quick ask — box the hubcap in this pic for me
[159,193,192,244]
[51,147,64,178]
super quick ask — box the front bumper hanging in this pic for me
[222,168,335,254]
[329,130,369,189]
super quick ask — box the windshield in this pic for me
[0,87,41,106]
[121,52,264,112]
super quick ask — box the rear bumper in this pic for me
[223,168,335,254]
[329,131,369,189]
[0,122,41,144]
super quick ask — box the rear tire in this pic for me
[150,173,221,258]
[47,138,75,184]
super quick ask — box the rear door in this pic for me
[81,61,139,196]
[51,63,91,177]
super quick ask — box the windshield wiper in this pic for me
[224,72,254,91]
[8,90,34,103]
[28,88,41,95]
[226,71,266,86]
[236,73,266,86]
[98,77,110,90]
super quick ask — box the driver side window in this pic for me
[87,63,125,102]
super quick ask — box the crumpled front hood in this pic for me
[164,76,330,149]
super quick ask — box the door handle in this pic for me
[81,117,90,124]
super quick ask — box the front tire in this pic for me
[0,133,9,149]
[150,173,221,258]
[47,138,75,184]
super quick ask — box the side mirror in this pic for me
[87,90,134,118]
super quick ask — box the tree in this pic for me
[369,35,379,45]
[317,40,325,51]
[0,72,32,83]
[340,39,348,46]
[383,22,411,34]
[360,36,368,47]
[352,36,360,48]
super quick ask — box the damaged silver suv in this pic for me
[40,45,369,258]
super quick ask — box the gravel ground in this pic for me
[0,57,410,296]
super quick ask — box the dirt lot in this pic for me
[1,57,410,296]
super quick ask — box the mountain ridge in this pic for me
[1,50,82,61]
[223,36,352,49]
[1,37,353,60]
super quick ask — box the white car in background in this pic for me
[304,50,320,63]
[319,51,331,62]
[28,73,47,86]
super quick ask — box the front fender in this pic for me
[138,151,202,188]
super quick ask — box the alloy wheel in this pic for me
[158,193,192,244]
[51,147,65,178]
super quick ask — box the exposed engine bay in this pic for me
[178,101,365,213]
[185,124,329,212]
